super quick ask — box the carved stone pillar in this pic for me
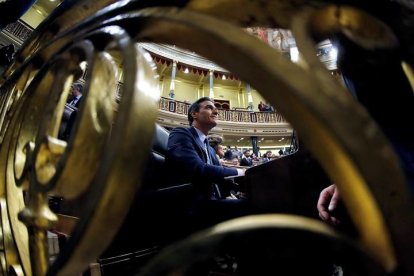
[169,60,177,99]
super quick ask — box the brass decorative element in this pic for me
[402,62,414,92]
[0,16,160,275]
[290,7,399,269]
[0,0,413,275]
[139,214,385,275]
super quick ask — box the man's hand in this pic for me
[317,184,341,226]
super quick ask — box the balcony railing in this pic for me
[2,20,33,45]
[159,97,286,124]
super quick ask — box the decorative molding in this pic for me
[139,43,228,72]
[158,109,292,137]
[140,31,337,73]
[157,97,292,138]
[1,20,33,46]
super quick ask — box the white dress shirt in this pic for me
[194,127,244,177]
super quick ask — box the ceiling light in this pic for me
[184,68,189,74]
[222,75,226,80]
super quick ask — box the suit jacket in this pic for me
[74,96,82,108]
[165,126,238,197]
[71,96,82,108]
[61,96,82,140]
[240,157,252,167]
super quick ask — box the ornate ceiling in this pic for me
[140,27,337,75]
[2,1,339,151]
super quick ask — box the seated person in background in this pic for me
[61,83,83,140]
[215,144,225,159]
[223,146,233,161]
[262,152,270,163]
[208,134,225,163]
[266,150,273,158]
[240,149,253,167]
[165,97,249,229]
[233,146,242,159]
[264,103,274,112]
[251,152,259,162]
[67,82,83,108]
[213,144,226,165]
[258,101,265,112]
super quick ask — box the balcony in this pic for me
[157,97,293,140]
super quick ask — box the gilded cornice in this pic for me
[140,42,228,72]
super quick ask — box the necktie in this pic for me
[204,139,222,199]
[204,139,211,164]
[69,97,77,106]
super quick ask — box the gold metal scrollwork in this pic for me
[289,6,400,270]
[105,4,413,275]
[0,21,160,274]
[46,27,160,275]
[0,0,413,275]
[139,214,385,276]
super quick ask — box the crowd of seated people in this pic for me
[220,146,284,167]
[172,97,278,113]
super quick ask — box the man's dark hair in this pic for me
[187,97,214,125]
[73,83,83,94]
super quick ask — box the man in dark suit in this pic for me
[165,97,248,229]
[62,83,83,140]
[67,83,83,108]
[240,149,253,167]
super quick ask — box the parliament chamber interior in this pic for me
[0,0,414,275]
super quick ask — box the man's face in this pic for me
[245,150,251,157]
[192,100,218,129]
[70,86,80,97]
[217,144,225,158]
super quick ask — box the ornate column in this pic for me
[169,60,177,99]
[246,83,253,110]
[251,136,258,156]
[209,70,214,98]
